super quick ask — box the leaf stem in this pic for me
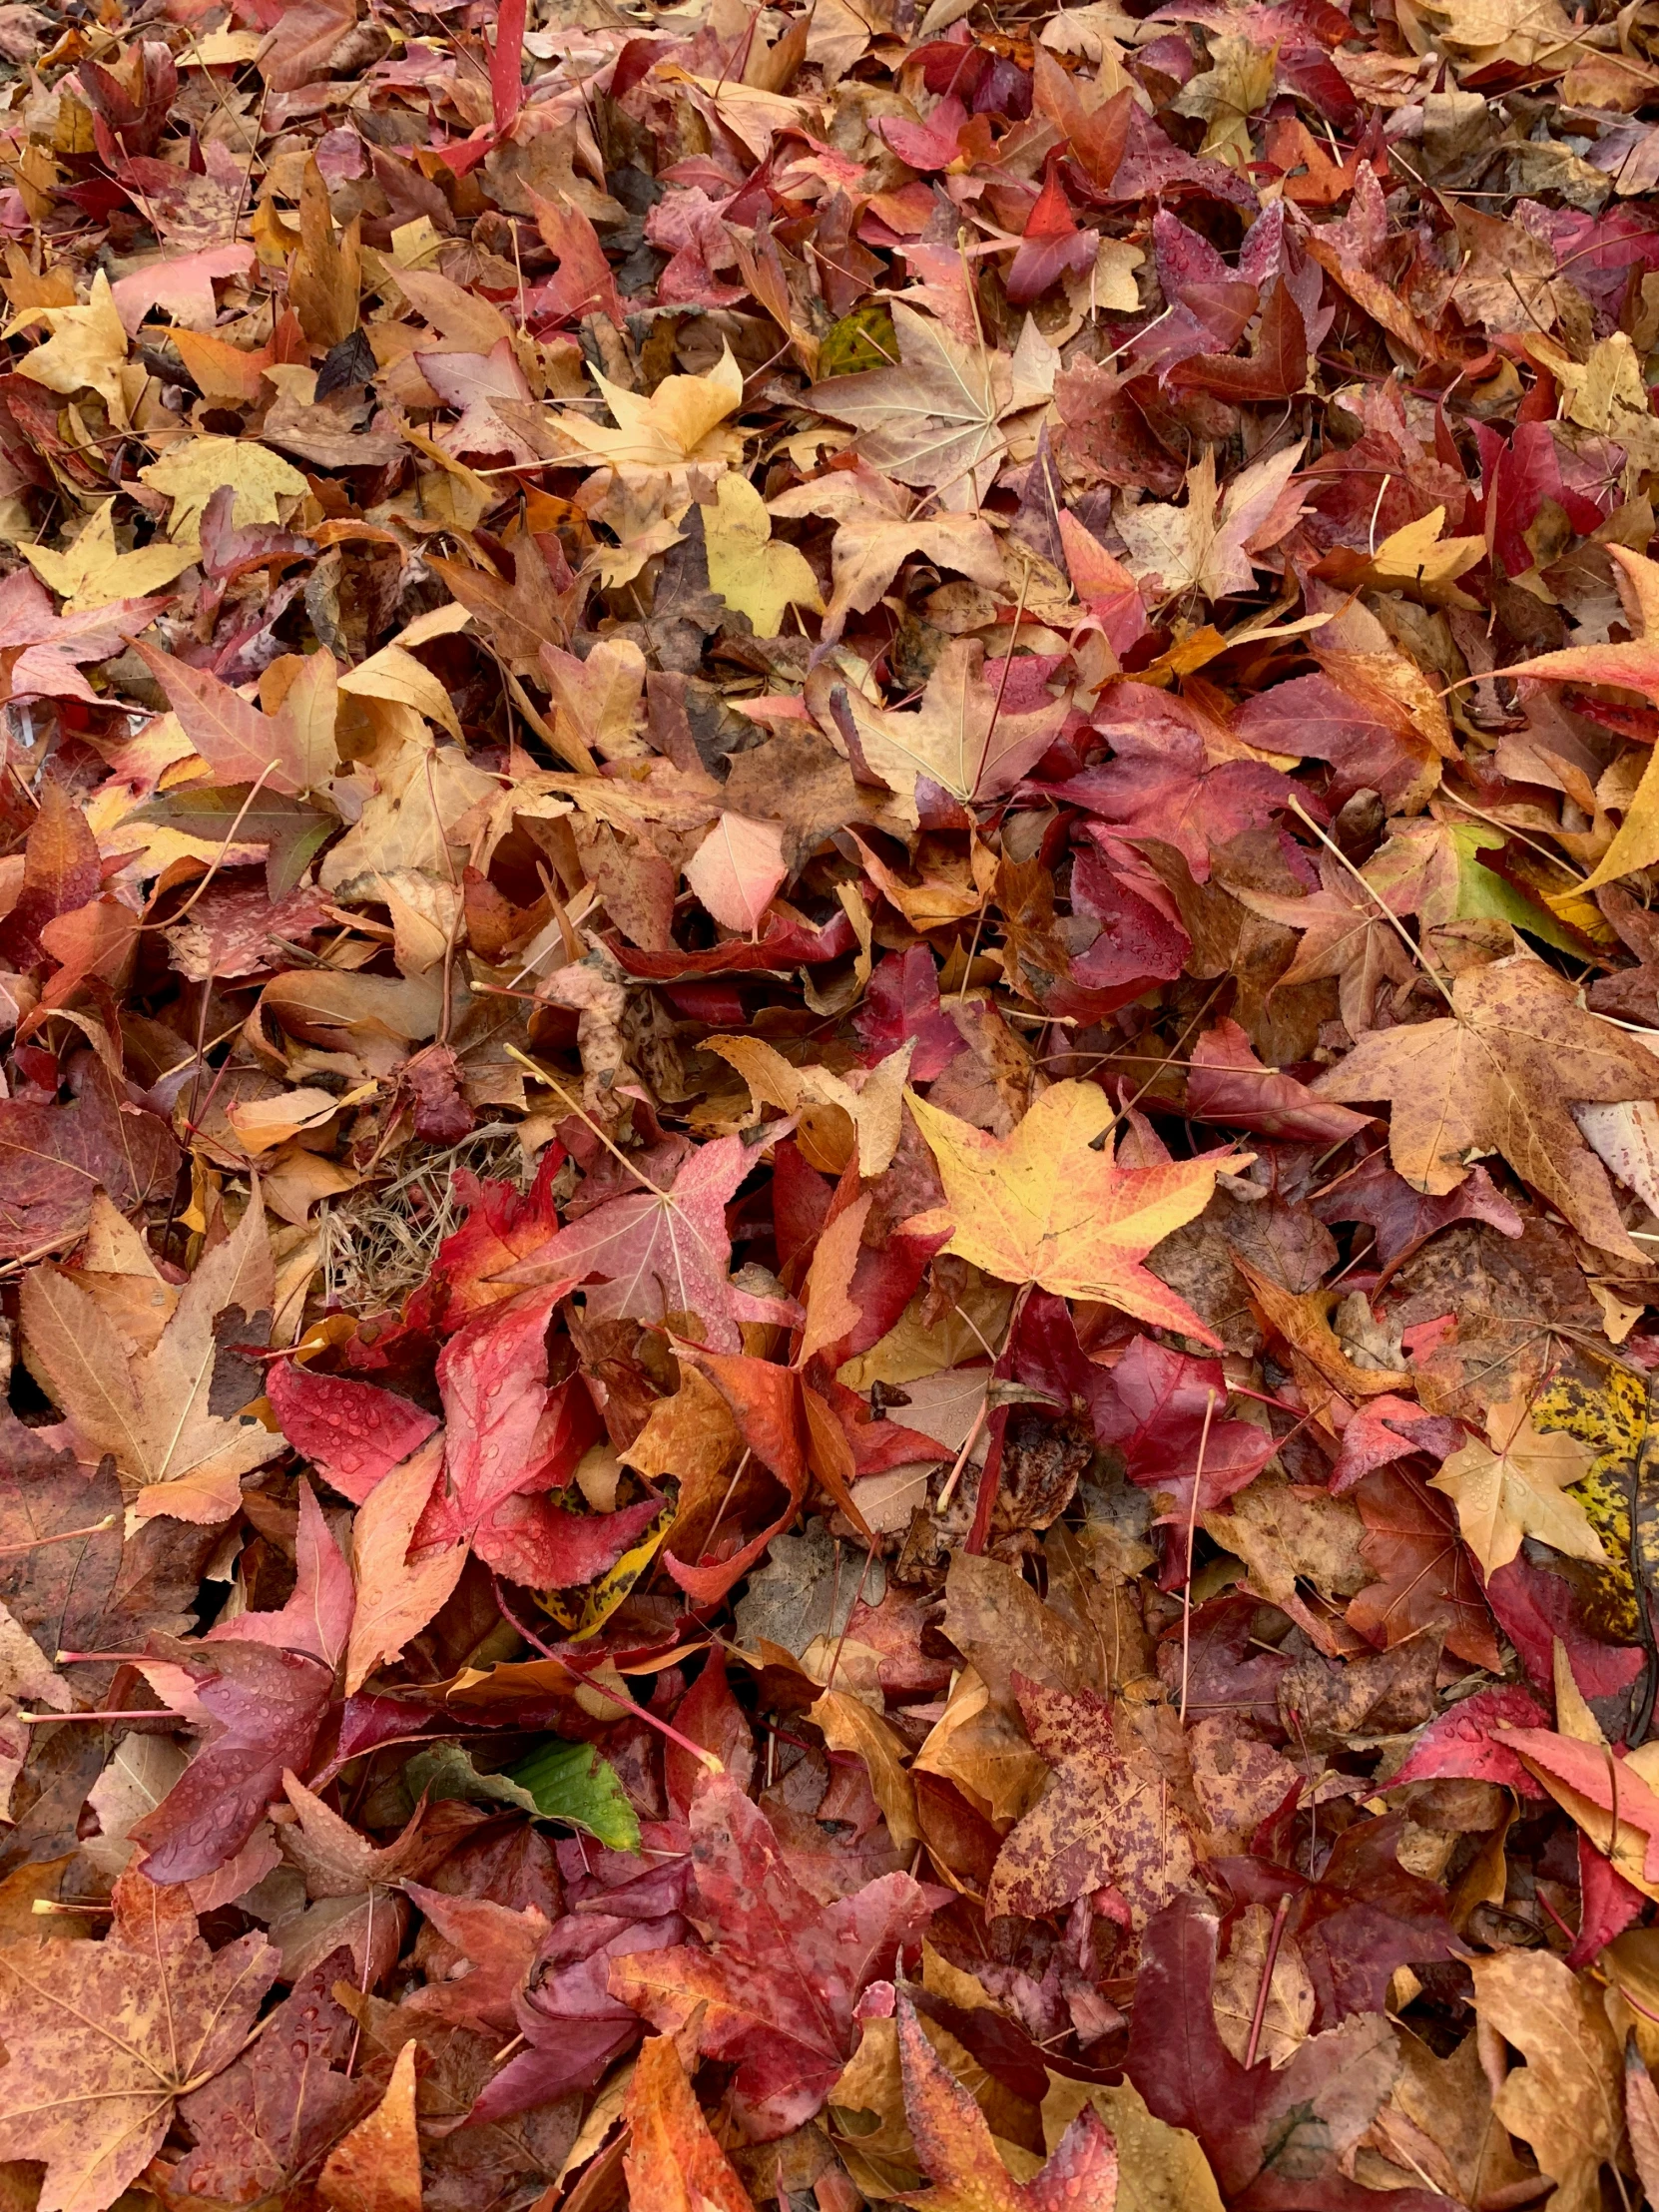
[0,1516,115,1556]
[1178,1387,1218,1727]
[1244,1889,1293,2068]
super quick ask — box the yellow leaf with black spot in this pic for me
[1535,1367,1658,1643]
[538,1506,670,1641]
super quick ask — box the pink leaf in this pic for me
[490,0,527,134]
[497,1135,759,1353]
[1388,1686,1549,1794]
[207,1479,353,1671]
[110,245,254,335]
[685,815,788,935]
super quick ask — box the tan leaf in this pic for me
[1314,954,1659,1261]
[1470,1949,1624,2212]
[21,1198,281,1523]
[1429,1395,1604,1575]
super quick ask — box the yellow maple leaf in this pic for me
[139,435,309,537]
[904,1081,1240,1343]
[1172,34,1278,169]
[10,270,129,421]
[1366,506,1486,605]
[702,475,824,638]
[553,346,747,472]
[20,500,199,614]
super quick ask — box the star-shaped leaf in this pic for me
[846,638,1070,823]
[0,1874,278,2212]
[138,435,309,536]
[609,1771,937,2139]
[1117,440,1303,601]
[1429,1394,1605,1576]
[1236,851,1416,1035]
[20,1197,282,1522]
[905,1081,1239,1344]
[985,1677,1197,1924]
[1314,954,1659,1260]
[20,500,198,613]
[11,271,129,418]
[497,1132,778,1353]
[808,302,1015,501]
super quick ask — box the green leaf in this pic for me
[402,1743,543,1818]
[506,1738,642,1851]
[1449,823,1588,958]
[817,302,897,380]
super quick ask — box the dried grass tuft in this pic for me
[315,1123,526,1317]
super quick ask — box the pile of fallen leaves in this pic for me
[17,0,1659,2204]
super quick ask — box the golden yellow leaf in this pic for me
[553,346,747,471]
[1469,1951,1625,2212]
[1172,34,1277,167]
[20,500,199,613]
[139,435,309,536]
[1365,505,1486,607]
[812,1686,918,1849]
[10,270,129,421]
[905,1082,1239,1343]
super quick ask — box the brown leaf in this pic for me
[21,1195,279,1522]
[0,1059,179,1261]
[290,156,361,350]
[0,1873,279,2212]
[1470,1948,1625,2212]
[986,1676,1197,1924]
[1315,956,1659,1261]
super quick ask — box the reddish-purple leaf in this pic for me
[1187,1018,1374,1145]
[609,1771,940,2139]
[131,1639,334,1885]
[1094,1336,1276,1515]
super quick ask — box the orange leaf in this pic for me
[892,1991,1119,2211]
[623,2034,757,2212]
[319,2039,422,2212]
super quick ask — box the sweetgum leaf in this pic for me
[0,1873,278,2212]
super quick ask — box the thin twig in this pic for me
[1244,1890,1294,2068]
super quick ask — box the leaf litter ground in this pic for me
[10,0,1659,2205]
